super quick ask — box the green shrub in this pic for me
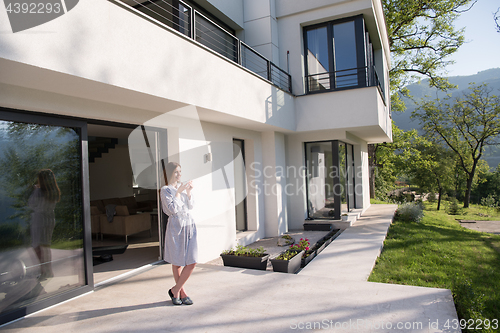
[394,202,424,223]
[447,197,461,215]
[481,194,498,208]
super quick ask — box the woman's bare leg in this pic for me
[171,265,187,298]
[171,263,196,298]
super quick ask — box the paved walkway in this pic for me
[458,220,500,235]
[1,205,461,333]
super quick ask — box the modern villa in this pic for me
[0,0,391,325]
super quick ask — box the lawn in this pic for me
[369,202,500,333]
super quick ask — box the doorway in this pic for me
[87,123,165,284]
[233,139,247,232]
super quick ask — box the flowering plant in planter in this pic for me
[289,238,310,252]
[275,250,300,261]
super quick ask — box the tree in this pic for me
[495,8,500,33]
[407,140,455,210]
[369,0,476,198]
[383,0,476,111]
[412,84,500,207]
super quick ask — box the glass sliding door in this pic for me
[0,111,90,325]
[305,140,355,220]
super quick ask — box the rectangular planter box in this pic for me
[301,250,316,268]
[315,241,327,254]
[220,254,270,270]
[271,250,304,274]
[303,223,333,231]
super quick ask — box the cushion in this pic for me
[90,206,101,215]
[115,205,130,216]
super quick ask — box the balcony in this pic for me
[305,66,385,103]
[120,0,292,94]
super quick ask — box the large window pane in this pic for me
[332,21,358,88]
[306,26,330,91]
[305,142,335,219]
[0,121,85,318]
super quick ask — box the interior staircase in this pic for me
[88,137,119,163]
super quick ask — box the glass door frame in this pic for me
[0,107,93,326]
[304,140,355,221]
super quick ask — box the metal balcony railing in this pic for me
[120,0,292,94]
[305,66,385,101]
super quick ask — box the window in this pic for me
[304,15,376,93]
[0,111,90,325]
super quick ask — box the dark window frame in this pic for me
[304,140,356,221]
[303,15,371,95]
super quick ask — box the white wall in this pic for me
[0,0,295,132]
[89,145,134,200]
[140,107,269,263]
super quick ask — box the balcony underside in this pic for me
[295,86,391,143]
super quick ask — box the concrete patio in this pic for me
[1,204,461,333]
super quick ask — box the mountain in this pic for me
[392,68,500,169]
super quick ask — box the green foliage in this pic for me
[395,202,424,222]
[382,0,475,110]
[221,245,267,257]
[0,222,24,250]
[369,204,500,332]
[0,122,84,248]
[480,195,498,209]
[275,250,301,261]
[413,84,500,207]
[372,123,425,200]
[473,166,500,205]
[447,197,461,215]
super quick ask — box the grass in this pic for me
[51,239,83,250]
[369,202,500,333]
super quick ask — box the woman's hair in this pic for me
[165,162,181,185]
[38,169,61,203]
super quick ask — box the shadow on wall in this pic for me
[265,87,294,127]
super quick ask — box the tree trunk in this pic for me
[464,160,479,208]
[464,175,473,208]
[437,187,442,211]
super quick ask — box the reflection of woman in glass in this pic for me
[161,162,197,305]
[29,169,60,280]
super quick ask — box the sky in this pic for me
[446,0,500,76]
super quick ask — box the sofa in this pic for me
[90,196,153,242]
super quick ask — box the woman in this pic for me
[160,162,197,305]
[29,169,60,280]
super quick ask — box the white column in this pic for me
[243,0,279,65]
[261,131,287,237]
